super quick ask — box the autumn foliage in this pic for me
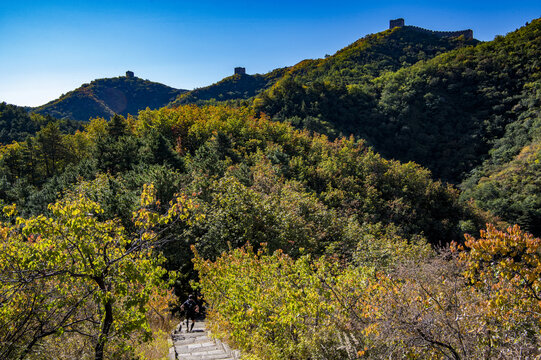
[0,183,199,359]
[195,225,541,359]
[0,103,534,358]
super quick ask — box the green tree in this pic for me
[94,115,142,174]
[35,122,67,177]
[0,182,199,359]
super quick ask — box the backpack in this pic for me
[183,299,197,312]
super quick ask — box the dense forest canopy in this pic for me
[0,104,490,358]
[0,106,484,246]
[0,102,82,144]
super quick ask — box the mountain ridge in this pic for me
[169,24,478,106]
[29,22,479,120]
[34,74,187,122]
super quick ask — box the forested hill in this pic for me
[280,25,478,85]
[460,81,541,235]
[256,18,541,184]
[34,75,186,121]
[0,102,82,144]
[170,68,288,106]
[169,25,476,106]
[0,104,491,359]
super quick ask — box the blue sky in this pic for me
[1,0,540,107]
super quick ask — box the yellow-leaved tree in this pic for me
[0,182,199,360]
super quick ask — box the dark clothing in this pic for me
[182,298,198,320]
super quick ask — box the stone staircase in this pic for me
[169,320,241,360]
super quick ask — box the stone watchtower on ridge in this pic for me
[234,67,246,75]
[126,70,134,78]
[390,18,405,29]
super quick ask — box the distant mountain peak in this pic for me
[34,75,187,121]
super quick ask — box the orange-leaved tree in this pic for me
[459,224,541,352]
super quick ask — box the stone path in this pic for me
[169,320,241,360]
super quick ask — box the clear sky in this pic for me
[1,0,540,107]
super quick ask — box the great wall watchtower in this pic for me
[234,67,246,75]
[389,18,473,40]
[390,18,405,29]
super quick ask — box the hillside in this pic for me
[170,24,476,106]
[34,74,186,121]
[170,68,288,106]
[368,18,541,182]
[256,18,541,184]
[0,102,82,144]
[462,139,541,235]
[282,24,477,85]
[31,24,477,120]
[460,81,541,235]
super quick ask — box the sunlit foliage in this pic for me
[196,224,541,359]
[0,182,198,359]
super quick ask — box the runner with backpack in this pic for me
[181,294,199,332]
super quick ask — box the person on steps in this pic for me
[181,294,199,332]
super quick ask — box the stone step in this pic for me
[175,344,222,353]
[172,334,210,342]
[178,355,235,360]
[176,340,214,346]
[190,348,228,356]
[178,355,233,360]
[174,330,207,337]
[174,336,212,343]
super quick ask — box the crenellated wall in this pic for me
[389,19,474,40]
[405,25,473,40]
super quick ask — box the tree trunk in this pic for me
[94,278,113,360]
